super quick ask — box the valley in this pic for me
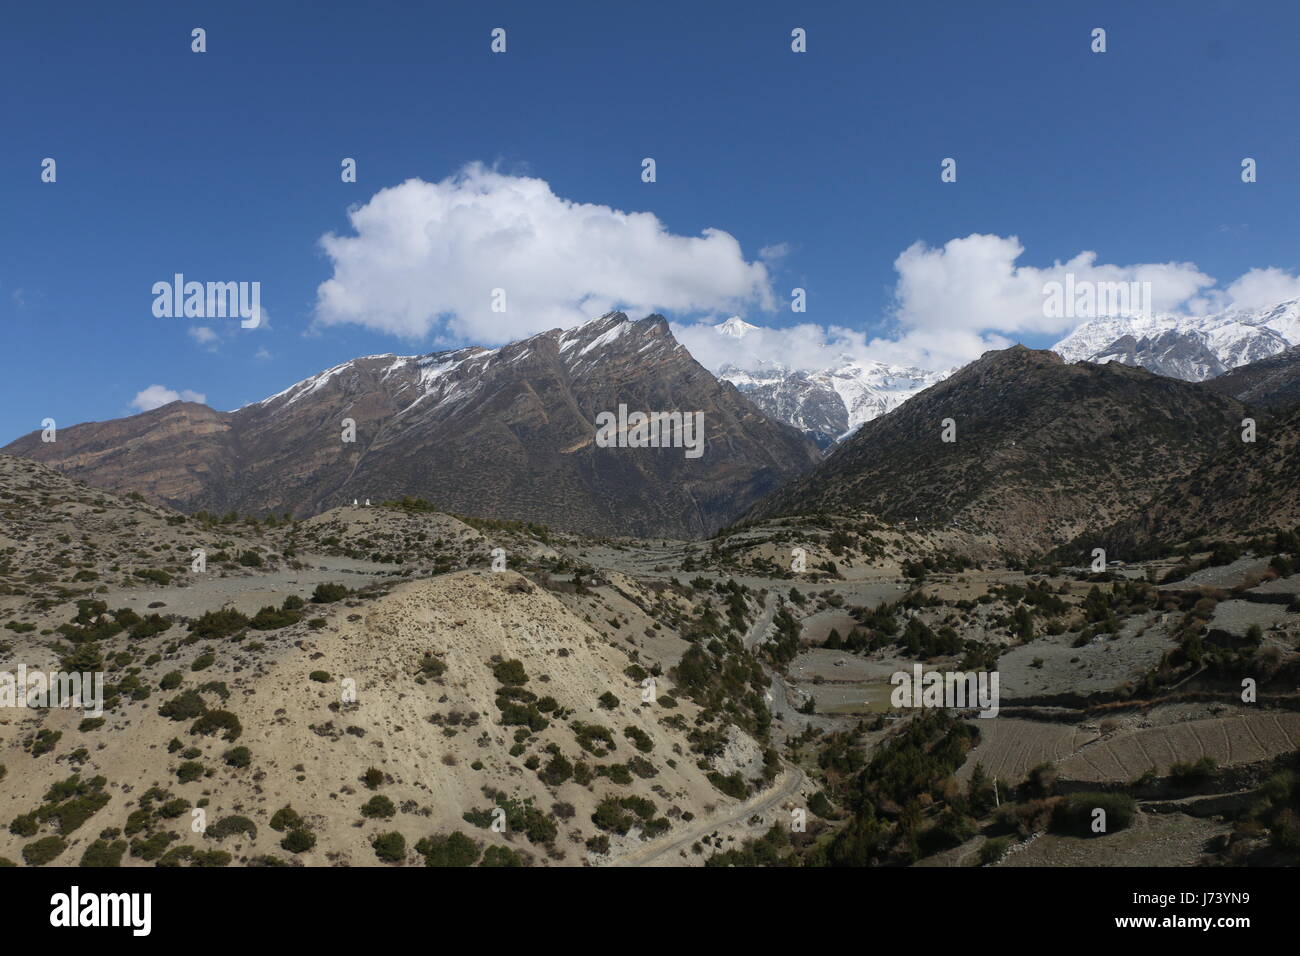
[3,311,1299,871]
[2,448,1297,868]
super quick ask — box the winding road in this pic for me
[608,764,807,867]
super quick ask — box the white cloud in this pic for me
[1216,267,1300,313]
[673,320,876,373]
[189,326,219,348]
[129,385,206,412]
[884,234,1217,368]
[678,235,1300,374]
[313,163,773,343]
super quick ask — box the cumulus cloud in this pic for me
[311,169,1299,374]
[678,235,1300,374]
[884,234,1217,368]
[129,385,206,412]
[1215,267,1300,313]
[313,164,773,343]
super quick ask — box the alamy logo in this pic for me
[890,664,999,718]
[50,886,151,936]
[0,666,104,716]
[1042,273,1152,320]
[594,405,705,459]
[152,274,261,327]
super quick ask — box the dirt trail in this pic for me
[742,596,776,651]
[607,765,806,867]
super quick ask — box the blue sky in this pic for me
[3,0,1298,442]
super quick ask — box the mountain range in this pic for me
[748,345,1255,556]
[712,317,949,447]
[711,299,1300,450]
[2,313,820,539]
[6,300,1300,550]
[1051,298,1300,381]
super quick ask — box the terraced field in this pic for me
[1059,712,1300,782]
[956,718,1099,785]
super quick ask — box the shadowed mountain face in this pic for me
[1097,401,1300,552]
[3,313,821,539]
[748,346,1249,556]
[1203,344,1300,413]
[1099,351,1300,551]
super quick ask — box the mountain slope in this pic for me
[1100,400,1300,549]
[1203,344,1300,412]
[3,313,821,539]
[748,346,1248,555]
[1052,299,1300,381]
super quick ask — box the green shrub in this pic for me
[23,836,68,866]
[623,726,653,753]
[707,771,748,799]
[30,729,61,757]
[573,723,616,756]
[249,606,300,631]
[360,795,396,819]
[415,831,481,867]
[539,752,573,786]
[1053,792,1137,836]
[207,815,257,842]
[191,709,242,741]
[280,828,316,853]
[130,831,178,861]
[80,838,127,867]
[311,583,348,604]
[479,845,524,867]
[39,774,110,833]
[159,690,206,721]
[188,608,249,640]
[372,831,406,863]
[979,836,1012,865]
[270,806,303,831]
[492,659,528,686]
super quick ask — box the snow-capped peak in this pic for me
[1051,298,1300,382]
[705,319,948,447]
[716,316,760,338]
